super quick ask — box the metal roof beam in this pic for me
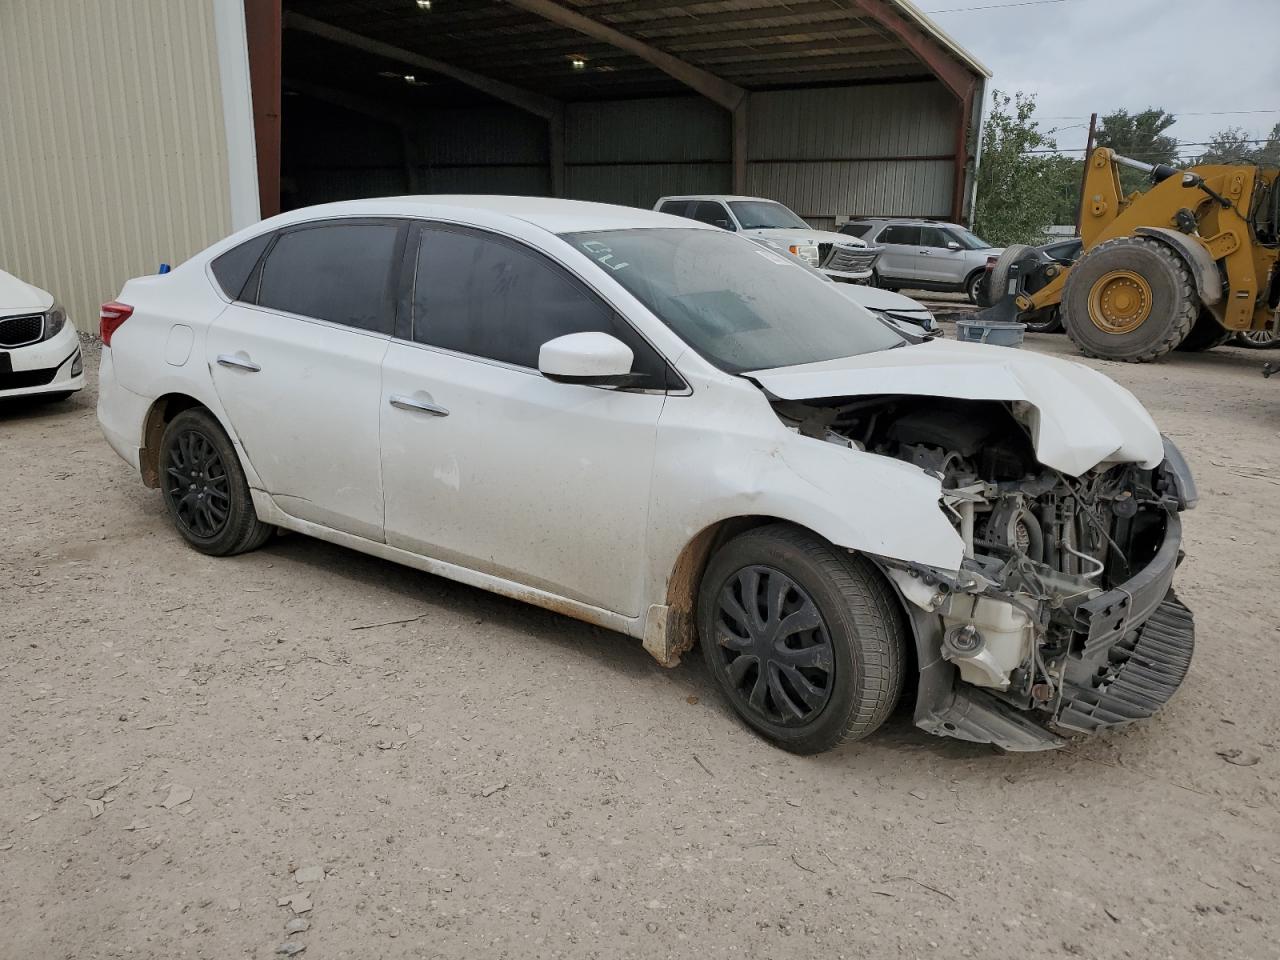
[282,77,422,129]
[844,0,973,101]
[501,0,746,110]
[283,12,563,121]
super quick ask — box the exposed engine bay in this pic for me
[772,394,1196,748]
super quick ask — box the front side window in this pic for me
[691,201,734,230]
[256,222,400,333]
[726,200,810,230]
[565,228,903,374]
[921,226,955,249]
[412,225,672,387]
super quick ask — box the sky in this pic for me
[918,0,1280,160]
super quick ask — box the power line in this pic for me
[1034,109,1280,120]
[923,0,1075,12]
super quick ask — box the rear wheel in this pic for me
[1175,309,1231,352]
[697,524,906,754]
[1062,236,1198,362]
[160,408,273,556]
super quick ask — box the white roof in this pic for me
[257,195,707,236]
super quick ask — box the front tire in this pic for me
[697,524,906,754]
[1062,236,1199,362]
[159,408,273,556]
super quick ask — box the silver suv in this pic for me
[840,219,1002,303]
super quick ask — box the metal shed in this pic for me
[261,0,990,229]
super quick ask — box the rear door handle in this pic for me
[216,353,261,372]
[390,394,449,417]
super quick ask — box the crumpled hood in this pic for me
[833,283,931,314]
[749,338,1165,476]
[745,227,866,248]
[0,269,53,315]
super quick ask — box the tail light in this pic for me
[100,301,133,346]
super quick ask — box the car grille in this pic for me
[1056,595,1194,734]
[822,245,881,273]
[0,313,44,348]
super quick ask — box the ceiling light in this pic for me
[403,74,416,82]
[416,0,432,9]
[570,56,586,70]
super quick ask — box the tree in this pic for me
[1094,108,1178,193]
[1194,123,1280,167]
[972,90,1075,245]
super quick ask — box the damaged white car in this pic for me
[97,197,1196,755]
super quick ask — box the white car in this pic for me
[97,197,1196,755]
[749,236,938,336]
[0,269,84,401]
[654,195,879,282]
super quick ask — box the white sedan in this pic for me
[97,197,1196,754]
[0,269,84,401]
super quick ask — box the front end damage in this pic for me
[772,394,1196,751]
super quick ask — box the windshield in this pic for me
[563,228,904,373]
[727,200,810,231]
[949,227,992,250]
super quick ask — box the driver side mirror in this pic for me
[946,240,961,251]
[539,332,638,386]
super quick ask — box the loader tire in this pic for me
[1175,309,1231,352]
[1062,236,1198,362]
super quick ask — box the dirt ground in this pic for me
[3,331,1279,960]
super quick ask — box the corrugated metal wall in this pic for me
[0,0,233,332]
[565,97,730,207]
[749,81,958,230]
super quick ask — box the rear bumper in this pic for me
[96,346,148,473]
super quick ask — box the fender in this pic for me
[1134,226,1223,305]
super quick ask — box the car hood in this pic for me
[744,227,867,248]
[748,339,1164,476]
[0,269,53,315]
[833,284,931,314]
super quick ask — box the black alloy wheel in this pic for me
[712,565,835,726]
[158,407,273,556]
[164,428,231,539]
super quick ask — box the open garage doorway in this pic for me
[248,0,990,230]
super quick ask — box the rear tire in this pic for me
[697,524,906,754]
[1062,236,1198,362]
[159,408,273,556]
[1175,309,1231,352]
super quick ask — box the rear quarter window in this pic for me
[210,233,272,300]
[840,223,872,238]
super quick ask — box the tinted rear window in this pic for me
[256,222,400,333]
[879,224,922,246]
[210,233,271,300]
[839,223,872,238]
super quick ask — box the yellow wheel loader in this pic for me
[979,148,1280,362]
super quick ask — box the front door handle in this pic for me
[216,353,261,372]
[390,394,449,417]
